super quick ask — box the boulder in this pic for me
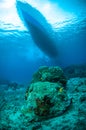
[22,66,71,122]
[31,66,67,86]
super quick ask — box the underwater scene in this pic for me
[0,0,86,129]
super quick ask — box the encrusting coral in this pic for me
[22,66,71,122]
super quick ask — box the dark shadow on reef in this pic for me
[63,64,86,79]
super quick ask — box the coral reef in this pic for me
[64,64,86,79]
[0,65,86,130]
[22,66,71,121]
[31,66,67,85]
[0,79,10,85]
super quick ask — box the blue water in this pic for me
[0,0,86,83]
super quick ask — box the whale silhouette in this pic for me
[16,1,58,57]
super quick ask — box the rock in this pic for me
[8,82,18,90]
[22,66,71,122]
[1,66,86,130]
[31,66,67,86]
[22,82,71,122]
[0,79,10,85]
[63,65,86,79]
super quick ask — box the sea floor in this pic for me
[0,65,86,130]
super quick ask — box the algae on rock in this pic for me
[22,66,71,122]
[31,66,67,85]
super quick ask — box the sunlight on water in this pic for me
[0,0,86,82]
[0,0,79,30]
[0,0,15,8]
[0,0,26,30]
[23,0,75,28]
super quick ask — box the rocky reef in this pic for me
[31,66,67,85]
[0,65,86,130]
[22,66,71,122]
[64,64,86,79]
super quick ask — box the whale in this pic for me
[16,1,58,58]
